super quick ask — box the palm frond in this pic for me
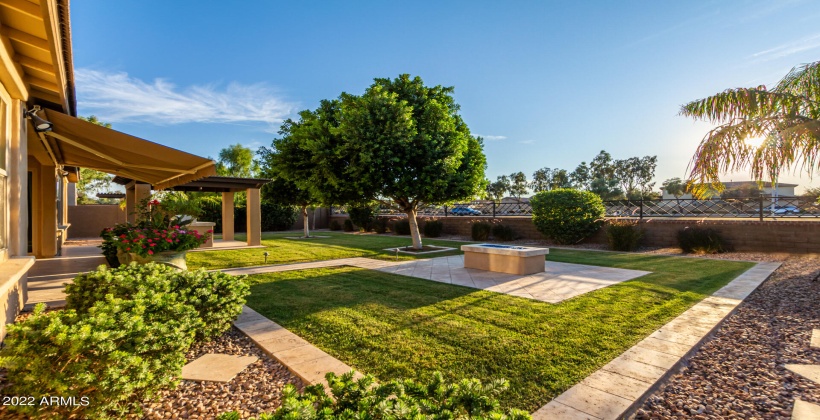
[680,88,808,123]
[774,61,820,103]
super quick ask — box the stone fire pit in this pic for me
[461,244,550,275]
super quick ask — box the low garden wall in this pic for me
[67,205,126,239]
[342,215,820,253]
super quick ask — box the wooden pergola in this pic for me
[114,176,270,246]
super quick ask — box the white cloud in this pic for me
[749,33,820,61]
[478,134,507,141]
[74,69,296,126]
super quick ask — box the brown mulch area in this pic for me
[634,253,820,419]
[141,327,303,419]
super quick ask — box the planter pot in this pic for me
[117,249,132,266]
[104,253,121,268]
[129,251,188,270]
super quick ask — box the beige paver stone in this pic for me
[600,357,668,384]
[648,328,703,346]
[786,364,820,383]
[792,399,820,420]
[580,369,653,400]
[621,347,681,370]
[289,355,361,385]
[273,344,331,366]
[811,329,820,349]
[256,331,313,354]
[180,354,258,382]
[553,383,633,420]
[531,400,599,420]
[635,337,692,357]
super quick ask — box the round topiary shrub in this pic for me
[329,220,342,231]
[530,189,605,244]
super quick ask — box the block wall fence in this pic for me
[329,215,820,253]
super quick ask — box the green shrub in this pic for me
[1,300,196,419]
[678,227,729,254]
[423,220,444,237]
[66,263,249,340]
[217,371,530,420]
[393,219,411,235]
[329,220,342,231]
[343,219,355,232]
[260,202,298,231]
[348,203,379,232]
[472,222,492,241]
[606,220,643,251]
[373,217,390,234]
[530,189,605,244]
[492,224,518,241]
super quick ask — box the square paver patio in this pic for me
[372,255,650,303]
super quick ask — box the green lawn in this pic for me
[245,249,753,411]
[187,231,468,270]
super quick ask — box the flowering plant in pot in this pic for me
[103,193,209,269]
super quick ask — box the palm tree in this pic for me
[681,61,820,196]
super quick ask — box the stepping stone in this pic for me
[181,353,258,382]
[792,399,820,420]
[785,364,820,384]
[811,329,820,349]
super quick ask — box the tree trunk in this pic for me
[406,208,423,249]
[302,205,310,238]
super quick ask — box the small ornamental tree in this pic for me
[258,143,321,238]
[530,189,605,244]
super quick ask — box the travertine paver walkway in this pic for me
[223,255,650,304]
[786,329,820,419]
[232,305,362,389]
[531,261,782,420]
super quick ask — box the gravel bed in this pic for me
[141,327,304,419]
[635,253,820,419]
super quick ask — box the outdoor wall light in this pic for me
[26,106,53,132]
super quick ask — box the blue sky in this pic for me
[71,0,820,192]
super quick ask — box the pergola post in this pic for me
[125,181,151,223]
[221,191,235,241]
[246,188,261,246]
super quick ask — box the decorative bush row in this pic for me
[423,220,444,237]
[393,219,411,235]
[217,371,531,420]
[0,263,249,419]
[329,219,342,231]
[678,226,729,254]
[606,220,643,251]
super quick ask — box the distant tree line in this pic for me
[484,150,658,202]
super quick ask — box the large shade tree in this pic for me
[337,75,486,248]
[682,61,820,195]
[272,75,486,249]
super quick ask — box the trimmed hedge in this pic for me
[530,189,605,244]
[471,222,492,241]
[678,226,729,254]
[423,220,444,237]
[66,263,249,340]
[492,224,518,241]
[606,220,643,251]
[329,220,342,231]
[392,219,411,235]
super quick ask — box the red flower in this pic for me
[126,247,131,251]
[173,225,180,229]
[148,250,154,255]
[149,243,156,247]
[207,229,213,233]
[119,234,126,239]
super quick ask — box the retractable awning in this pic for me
[37,110,216,190]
